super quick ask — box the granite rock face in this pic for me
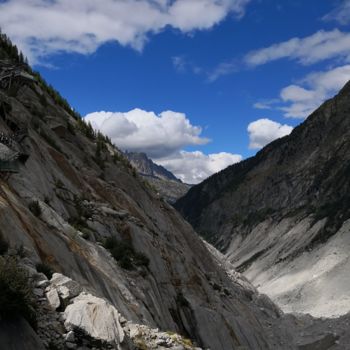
[175,81,350,317]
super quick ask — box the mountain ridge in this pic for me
[125,151,191,203]
[175,80,350,317]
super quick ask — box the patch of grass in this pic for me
[36,262,54,279]
[133,337,148,350]
[28,200,41,217]
[0,257,37,327]
[181,337,194,347]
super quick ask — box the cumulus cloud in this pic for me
[247,118,293,149]
[252,65,350,119]
[85,108,242,183]
[156,150,242,184]
[0,0,250,62]
[244,29,350,67]
[280,65,350,118]
[85,108,209,158]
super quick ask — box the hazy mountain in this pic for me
[125,151,191,203]
[125,151,179,181]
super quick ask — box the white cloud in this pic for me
[323,0,350,25]
[245,29,350,67]
[156,150,242,184]
[280,65,350,118]
[252,65,350,119]
[172,56,187,72]
[208,60,238,81]
[253,102,272,110]
[247,118,293,149]
[0,0,250,63]
[85,108,209,158]
[85,108,242,183]
[253,99,279,110]
[172,55,202,74]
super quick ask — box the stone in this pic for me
[65,342,76,349]
[36,279,50,288]
[64,292,124,346]
[65,331,75,342]
[33,288,44,297]
[46,289,60,310]
[50,273,82,300]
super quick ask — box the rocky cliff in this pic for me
[175,81,350,317]
[0,35,301,350]
[125,151,190,203]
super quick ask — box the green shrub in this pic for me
[81,231,90,240]
[66,122,76,135]
[28,200,41,217]
[36,262,54,279]
[119,255,133,270]
[103,237,149,270]
[77,118,96,140]
[175,292,190,308]
[0,257,36,326]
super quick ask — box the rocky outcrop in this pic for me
[64,292,125,346]
[175,81,350,317]
[31,267,206,349]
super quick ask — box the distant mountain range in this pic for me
[125,151,180,182]
[125,151,190,203]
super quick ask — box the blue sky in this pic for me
[1,0,350,183]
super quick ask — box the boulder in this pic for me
[64,292,124,346]
[50,273,82,300]
[46,288,60,310]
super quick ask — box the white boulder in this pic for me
[49,273,82,300]
[63,292,124,346]
[46,289,60,310]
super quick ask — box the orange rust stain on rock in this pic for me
[0,183,60,269]
[48,148,81,188]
